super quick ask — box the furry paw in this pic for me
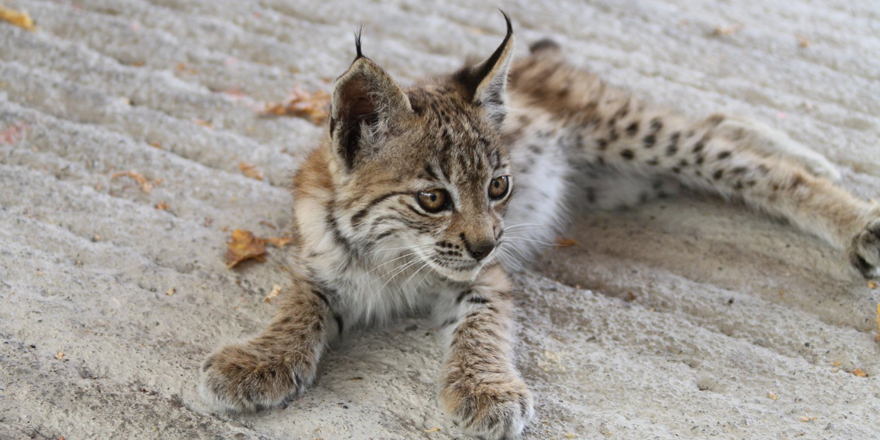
[199,342,316,412]
[441,375,534,440]
[849,218,880,279]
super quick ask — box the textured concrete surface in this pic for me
[1,0,879,439]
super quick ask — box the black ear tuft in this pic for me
[354,25,364,60]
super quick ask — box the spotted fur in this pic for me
[200,14,880,439]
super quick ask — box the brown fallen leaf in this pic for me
[193,118,213,128]
[0,6,35,31]
[175,62,197,75]
[0,123,29,145]
[876,302,880,341]
[555,237,578,247]
[797,35,810,48]
[265,235,292,248]
[424,428,440,433]
[155,201,169,210]
[264,85,331,125]
[55,351,65,360]
[111,171,153,194]
[868,280,878,289]
[800,415,818,422]
[832,361,842,367]
[712,24,743,36]
[767,392,778,400]
[226,229,267,268]
[852,367,868,377]
[263,284,282,303]
[165,288,175,296]
[239,162,264,181]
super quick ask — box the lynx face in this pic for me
[327,28,516,282]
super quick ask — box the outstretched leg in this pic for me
[435,266,534,439]
[199,275,340,412]
[510,41,880,277]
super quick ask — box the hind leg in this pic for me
[510,41,880,277]
[713,115,840,181]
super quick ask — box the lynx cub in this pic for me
[200,14,880,439]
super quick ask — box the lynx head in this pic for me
[326,13,516,282]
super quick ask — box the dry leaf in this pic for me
[713,24,743,36]
[424,428,440,433]
[165,288,175,296]
[852,368,868,377]
[0,6,35,31]
[239,162,264,181]
[55,351,65,360]
[0,123,28,145]
[225,229,267,268]
[263,284,282,303]
[175,62,197,75]
[868,280,878,289]
[800,416,817,422]
[155,201,169,210]
[555,237,578,247]
[876,302,880,341]
[832,361,842,367]
[265,235,292,248]
[797,35,810,48]
[111,171,153,194]
[149,141,163,149]
[264,86,331,125]
[193,118,213,128]
[767,392,778,400]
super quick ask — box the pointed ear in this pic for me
[454,11,516,128]
[329,37,412,172]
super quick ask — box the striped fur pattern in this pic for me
[200,15,880,440]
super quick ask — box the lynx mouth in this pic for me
[420,251,490,282]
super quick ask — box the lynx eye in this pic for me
[417,189,449,213]
[488,176,510,200]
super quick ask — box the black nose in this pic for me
[468,240,496,261]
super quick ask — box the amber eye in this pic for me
[488,176,510,200]
[417,189,449,213]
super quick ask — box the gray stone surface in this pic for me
[1,0,878,439]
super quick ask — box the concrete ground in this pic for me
[1,0,878,438]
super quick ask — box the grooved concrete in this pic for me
[1,1,878,439]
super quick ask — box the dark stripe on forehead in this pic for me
[423,163,439,181]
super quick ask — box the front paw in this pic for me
[199,342,315,412]
[440,374,534,440]
[849,218,880,279]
